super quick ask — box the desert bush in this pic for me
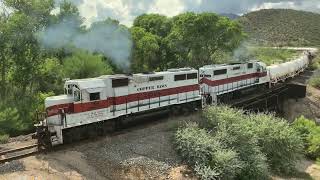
[310,61,320,70]
[175,123,243,180]
[203,106,269,179]
[214,125,269,180]
[201,105,245,129]
[309,76,320,89]
[0,134,9,144]
[248,113,303,174]
[293,116,320,159]
[177,106,304,179]
[309,53,320,70]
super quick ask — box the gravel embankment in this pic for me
[74,113,200,179]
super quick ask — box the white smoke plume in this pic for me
[232,41,253,62]
[38,17,132,70]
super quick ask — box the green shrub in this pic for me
[203,106,269,178]
[309,76,320,89]
[248,114,303,174]
[0,107,22,136]
[293,116,320,159]
[0,134,9,144]
[201,105,245,129]
[176,106,304,179]
[175,123,243,180]
[309,54,320,70]
[214,125,269,180]
[310,61,320,70]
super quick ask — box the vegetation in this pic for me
[175,106,304,179]
[310,54,320,70]
[131,13,245,71]
[0,1,244,138]
[309,76,320,89]
[239,9,320,46]
[293,116,320,160]
[246,47,300,65]
[0,134,9,144]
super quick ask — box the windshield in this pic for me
[65,84,80,96]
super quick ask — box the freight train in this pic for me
[35,48,318,147]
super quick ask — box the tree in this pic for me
[133,14,172,38]
[4,0,54,27]
[37,58,64,93]
[166,12,245,68]
[63,50,113,79]
[0,11,10,98]
[130,27,161,72]
[2,0,55,97]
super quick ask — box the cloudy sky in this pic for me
[7,0,320,26]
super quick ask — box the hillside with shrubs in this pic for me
[239,9,320,46]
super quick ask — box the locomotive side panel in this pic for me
[200,61,268,104]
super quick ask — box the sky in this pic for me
[56,0,319,26]
[2,0,319,26]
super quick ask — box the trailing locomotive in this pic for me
[35,49,317,147]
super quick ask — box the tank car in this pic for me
[267,51,311,84]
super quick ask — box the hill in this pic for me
[239,9,320,46]
[220,13,240,20]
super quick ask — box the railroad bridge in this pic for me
[222,69,317,113]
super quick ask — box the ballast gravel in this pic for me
[75,113,201,179]
[0,160,25,174]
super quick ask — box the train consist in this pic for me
[35,48,317,147]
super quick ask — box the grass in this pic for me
[310,54,320,70]
[0,134,9,144]
[309,76,320,89]
[248,47,300,65]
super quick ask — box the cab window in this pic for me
[67,85,72,95]
[90,92,100,101]
[74,90,81,102]
[214,69,227,75]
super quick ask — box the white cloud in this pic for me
[58,0,320,26]
[73,0,202,26]
[250,1,320,14]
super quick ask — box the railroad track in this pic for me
[0,144,39,163]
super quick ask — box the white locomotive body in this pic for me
[199,61,269,104]
[43,68,201,145]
